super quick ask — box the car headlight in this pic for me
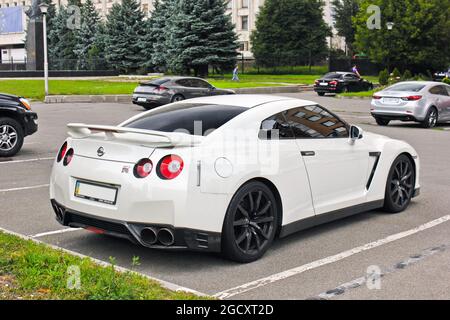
[19,98,32,111]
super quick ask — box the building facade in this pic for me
[0,0,344,63]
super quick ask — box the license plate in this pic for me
[320,83,328,86]
[75,181,118,205]
[383,97,400,104]
[137,97,147,102]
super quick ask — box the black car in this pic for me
[314,72,374,96]
[0,93,38,157]
[132,76,235,110]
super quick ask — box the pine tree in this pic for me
[165,0,238,76]
[104,0,146,74]
[250,0,330,68]
[331,0,358,56]
[74,0,102,70]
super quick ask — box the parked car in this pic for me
[132,76,235,110]
[0,93,38,157]
[50,95,420,263]
[371,81,450,128]
[433,68,450,82]
[314,72,374,96]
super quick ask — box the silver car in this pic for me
[371,81,450,128]
[132,76,235,110]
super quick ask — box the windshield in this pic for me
[125,104,247,136]
[386,83,426,92]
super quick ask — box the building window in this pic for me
[241,0,249,8]
[241,15,248,30]
[239,41,249,52]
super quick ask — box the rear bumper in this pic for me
[132,93,170,106]
[51,199,222,252]
[371,112,420,122]
[314,86,339,93]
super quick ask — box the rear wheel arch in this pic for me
[227,177,284,233]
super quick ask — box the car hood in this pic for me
[0,93,20,102]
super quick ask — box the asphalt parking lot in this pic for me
[1,91,449,299]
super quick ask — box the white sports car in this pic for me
[50,95,420,263]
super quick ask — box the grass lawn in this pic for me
[339,89,377,98]
[0,231,206,300]
[0,74,320,101]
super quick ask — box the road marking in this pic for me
[0,184,49,193]
[30,228,83,238]
[312,244,448,300]
[0,226,207,297]
[214,215,450,299]
[0,157,54,165]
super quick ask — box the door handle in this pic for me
[301,151,316,157]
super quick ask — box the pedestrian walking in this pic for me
[232,65,240,82]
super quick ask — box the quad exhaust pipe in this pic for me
[157,228,175,246]
[140,227,175,246]
[140,227,158,246]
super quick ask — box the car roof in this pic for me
[390,81,446,87]
[180,94,315,109]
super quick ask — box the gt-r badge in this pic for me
[97,147,105,157]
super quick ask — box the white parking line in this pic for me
[0,157,54,165]
[30,228,83,238]
[213,215,450,299]
[0,184,49,193]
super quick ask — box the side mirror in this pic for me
[349,125,363,143]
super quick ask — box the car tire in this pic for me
[375,118,390,126]
[142,104,155,111]
[383,154,415,214]
[317,92,325,97]
[222,181,279,263]
[421,107,438,128]
[171,94,185,103]
[0,117,24,157]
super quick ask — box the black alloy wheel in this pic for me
[384,155,415,213]
[222,181,278,263]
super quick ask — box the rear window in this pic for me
[387,83,425,92]
[144,78,170,86]
[323,73,343,79]
[125,104,247,136]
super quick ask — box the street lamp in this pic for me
[39,3,49,97]
[386,22,394,73]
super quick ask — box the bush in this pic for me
[389,68,402,84]
[379,69,389,85]
[402,70,413,80]
[443,77,450,85]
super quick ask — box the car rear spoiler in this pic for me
[67,123,203,147]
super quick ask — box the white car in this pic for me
[50,95,420,263]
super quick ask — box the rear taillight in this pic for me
[314,80,319,85]
[154,86,169,93]
[402,95,422,101]
[57,142,68,163]
[372,95,382,100]
[329,81,338,86]
[157,155,184,180]
[134,159,153,178]
[63,148,74,166]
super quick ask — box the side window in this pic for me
[259,113,294,140]
[191,79,211,88]
[285,105,349,138]
[429,86,447,96]
[176,79,191,87]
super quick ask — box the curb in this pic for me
[0,226,208,297]
[44,85,314,104]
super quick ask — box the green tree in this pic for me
[104,0,146,74]
[331,0,358,56]
[165,0,238,76]
[74,0,102,70]
[251,0,331,68]
[354,0,450,74]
